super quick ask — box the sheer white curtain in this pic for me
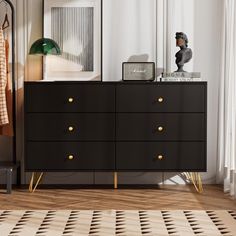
[103,0,157,81]
[165,0,194,72]
[217,0,236,198]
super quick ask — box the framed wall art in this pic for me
[44,0,102,80]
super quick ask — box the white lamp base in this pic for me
[43,55,47,80]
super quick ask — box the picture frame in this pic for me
[43,0,102,81]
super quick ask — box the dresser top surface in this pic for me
[25,81,207,85]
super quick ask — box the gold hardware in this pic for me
[68,97,74,103]
[29,172,44,193]
[68,155,74,160]
[157,97,164,103]
[68,126,74,132]
[114,172,118,189]
[184,172,203,193]
[158,126,164,132]
[157,155,163,160]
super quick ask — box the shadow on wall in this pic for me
[115,172,191,185]
[25,172,191,185]
[68,172,192,185]
[127,54,149,62]
[127,54,163,78]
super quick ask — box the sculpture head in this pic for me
[175,32,188,48]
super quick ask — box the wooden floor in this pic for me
[0,185,235,210]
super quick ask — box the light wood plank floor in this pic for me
[0,185,235,210]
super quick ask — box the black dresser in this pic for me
[24,81,207,180]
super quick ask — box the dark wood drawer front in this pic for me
[116,113,205,141]
[116,84,206,112]
[25,83,115,112]
[26,113,115,141]
[116,142,206,171]
[25,142,115,171]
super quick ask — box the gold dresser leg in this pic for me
[114,172,118,189]
[185,172,203,193]
[29,172,44,193]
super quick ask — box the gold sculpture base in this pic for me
[29,172,44,193]
[185,172,203,193]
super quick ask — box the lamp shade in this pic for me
[29,38,61,55]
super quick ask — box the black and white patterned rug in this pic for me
[0,210,235,236]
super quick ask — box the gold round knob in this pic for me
[158,97,164,103]
[157,155,163,160]
[68,155,74,160]
[158,126,164,132]
[68,126,74,132]
[68,97,74,103]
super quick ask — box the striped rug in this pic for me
[0,210,235,235]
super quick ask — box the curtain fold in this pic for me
[217,0,236,198]
[102,0,157,81]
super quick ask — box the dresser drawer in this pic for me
[25,142,115,171]
[116,113,205,141]
[116,83,206,112]
[26,113,115,141]
[116,142,206,171]
[25,83,115,112]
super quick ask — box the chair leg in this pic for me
[6,168,13,194]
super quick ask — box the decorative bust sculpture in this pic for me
[175,32,192,72]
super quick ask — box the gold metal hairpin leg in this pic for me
[114,172,118,189]
[185,172,203,193]
[29,172,44,193]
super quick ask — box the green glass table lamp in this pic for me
[29,38,61,80]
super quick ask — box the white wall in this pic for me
[103,0,157,81]
[192,0,223,183]
[104,0,223,184]
[160,0,223,184]
[0,0,223,185]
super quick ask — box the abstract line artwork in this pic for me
[44,0,101,80]
[51,7,94,72]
